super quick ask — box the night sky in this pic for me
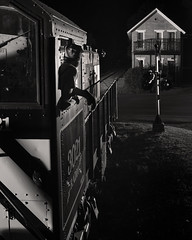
[40,0,192,68]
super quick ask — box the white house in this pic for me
[127,8,186,82]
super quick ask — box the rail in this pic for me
[85,70,123,120]
[134,38,181,53]
[85,70,121,91]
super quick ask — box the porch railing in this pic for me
[133,38,181,53]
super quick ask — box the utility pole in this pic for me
[152,43,165,132]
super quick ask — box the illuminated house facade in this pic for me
[127,8,186,82]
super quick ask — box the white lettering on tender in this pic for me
[67,137,81,176]
[66,137,83,203]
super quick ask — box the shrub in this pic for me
[123,67,147,93]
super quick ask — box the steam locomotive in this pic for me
[0,0,118,239]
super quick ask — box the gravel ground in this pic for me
[91,122,192,240]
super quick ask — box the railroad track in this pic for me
[101,69,125,81]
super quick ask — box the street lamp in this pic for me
[152,43,165,132]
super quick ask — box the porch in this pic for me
[133,38,182,54]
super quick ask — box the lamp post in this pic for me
[152,43,165,132]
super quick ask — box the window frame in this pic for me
[0,5,41,108]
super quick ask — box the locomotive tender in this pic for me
[0,0,118,239]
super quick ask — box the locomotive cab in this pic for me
[0,1,118,240]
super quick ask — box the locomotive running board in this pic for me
[0,181,53,240]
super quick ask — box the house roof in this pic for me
[127,8,186,35]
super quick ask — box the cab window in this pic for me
[0,6,39,103]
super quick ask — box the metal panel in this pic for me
[0,155,53,229]
[56,103,86,239]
